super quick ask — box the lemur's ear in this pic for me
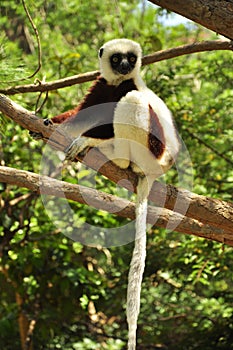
[99,47,104,58]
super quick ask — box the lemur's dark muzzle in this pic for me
[119,60,131,75]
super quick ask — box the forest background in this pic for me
[0,1,233,349]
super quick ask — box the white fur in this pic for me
[99,38,179,174]
[99,38,142,86]
[99,87,179,179]
[126,175,154,350]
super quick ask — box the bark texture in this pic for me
[150,0,233,40]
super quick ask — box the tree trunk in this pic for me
[149,0,233,40]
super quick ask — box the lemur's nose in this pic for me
[119,59,131,75]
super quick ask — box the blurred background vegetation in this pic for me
[0,1,233,349]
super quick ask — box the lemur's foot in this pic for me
[65,137,90,161]
[44,118,53,126]
[29,131,43,140]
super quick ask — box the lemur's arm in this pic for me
[50,77,109,125]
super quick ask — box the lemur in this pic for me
[43,38,180,350]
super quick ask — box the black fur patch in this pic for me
[99,47,104,58]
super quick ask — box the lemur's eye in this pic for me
[129,56,136,62]
[111,54,121,65]
[112,56,119,63]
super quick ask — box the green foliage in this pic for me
[0,1,232,350]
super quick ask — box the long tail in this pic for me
[127,176,153,350]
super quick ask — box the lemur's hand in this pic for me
[43,118,53,126]
[65,137,91,161]
[29,118,53,140]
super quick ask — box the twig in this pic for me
[194,259,210,284]
[184,128,233,166]
[21,0,42,79]
[0,40,232,95]
[35,91,49,114]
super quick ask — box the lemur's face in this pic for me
[98,39,142,84]
[109,52,137,75]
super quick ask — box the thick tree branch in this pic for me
[149,0,233,40]
[0,40,232,95]
[0,94,233,238]
[0,165,231,245]
[0,94,72,151]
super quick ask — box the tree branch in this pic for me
[0,40,232,95]
[0,165,232,245]
[0,94,232,238]
[142,40,233,65]
[149,0,233,40]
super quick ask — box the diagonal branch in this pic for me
[0,40,232,95]
[184,128,233,166]
[0,165,232,245]
[0,93,232,237]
